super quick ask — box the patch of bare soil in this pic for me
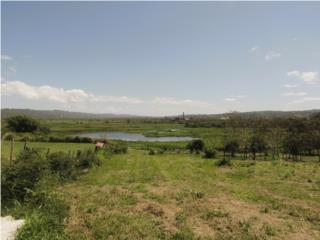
[131,189,181,235]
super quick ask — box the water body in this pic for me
[77,131,195,142]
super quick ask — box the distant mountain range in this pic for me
[189,110,320,119]
[1,108,320,120]
[1,108,138,119]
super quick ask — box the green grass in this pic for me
[44,119,186,134]
[60,150,320,239]
[1,141,95,167]
[42,119,224,145]
[2,120,320,239]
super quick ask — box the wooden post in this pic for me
[10,137,14,164]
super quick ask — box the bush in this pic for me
[1,149,48,205]
[187,139,204,154]
[47,152,77,180]
[80,137,93,143]
[77,150,100,169]
[223,139,239,157]
[105,141,128,154]
[39,126,51,134]
[49,136,65,143]
[203,148,216,159]
[158,149,165,154]
[65,136,81,143]
[216,158,232,167]
[6,115,39,133]
[148,149,156,155]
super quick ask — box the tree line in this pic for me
[187,113,320,161]
[222,114,320,161]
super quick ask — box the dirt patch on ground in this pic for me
[131,186,181,235]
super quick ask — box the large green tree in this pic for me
[6,115,40,133]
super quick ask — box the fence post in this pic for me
[10,137,14,164]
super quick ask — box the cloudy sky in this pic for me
[1,2,320,116]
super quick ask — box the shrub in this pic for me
[223,139,239,157]
[49,136,65,143]
[249,134,267,160]
[158,149,165,154]
[148,149,156,155]
[6,115,39,133]
[80,137,93,143]
[65,136,81,143]
[105,142,128,154]
[47,152,77,180]
[77,150,100,169]
[1,149,48,205]
[216,158,232,167]
[186,139,204,154]
[203,148,216,159]
[49,136,93,143]
[39,126,51,134]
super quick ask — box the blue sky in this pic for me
[1,2,320,116]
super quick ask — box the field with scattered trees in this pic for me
[1,112,320,239]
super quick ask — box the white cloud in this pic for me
[224,95,247,102]
[250,46,259,53]
[1,80,216,111]
[265,51,281,61]
[281,91,307,97]
[1,80,144,104]
[290,97,320,104]
[287,70,319,84]
[1,55,12,61]
[90,95,143,104]
[283,84,299,88]
[287,70,300,77]
[224,97,237,102]
[301,72,318,83]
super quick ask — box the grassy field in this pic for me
[42,119,224,143]
[60,149,320,240]
[2,119,320,239]
[44,119,186,135]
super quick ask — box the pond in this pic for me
[77,131,195,142]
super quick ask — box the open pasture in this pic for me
[61,149,320,239]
